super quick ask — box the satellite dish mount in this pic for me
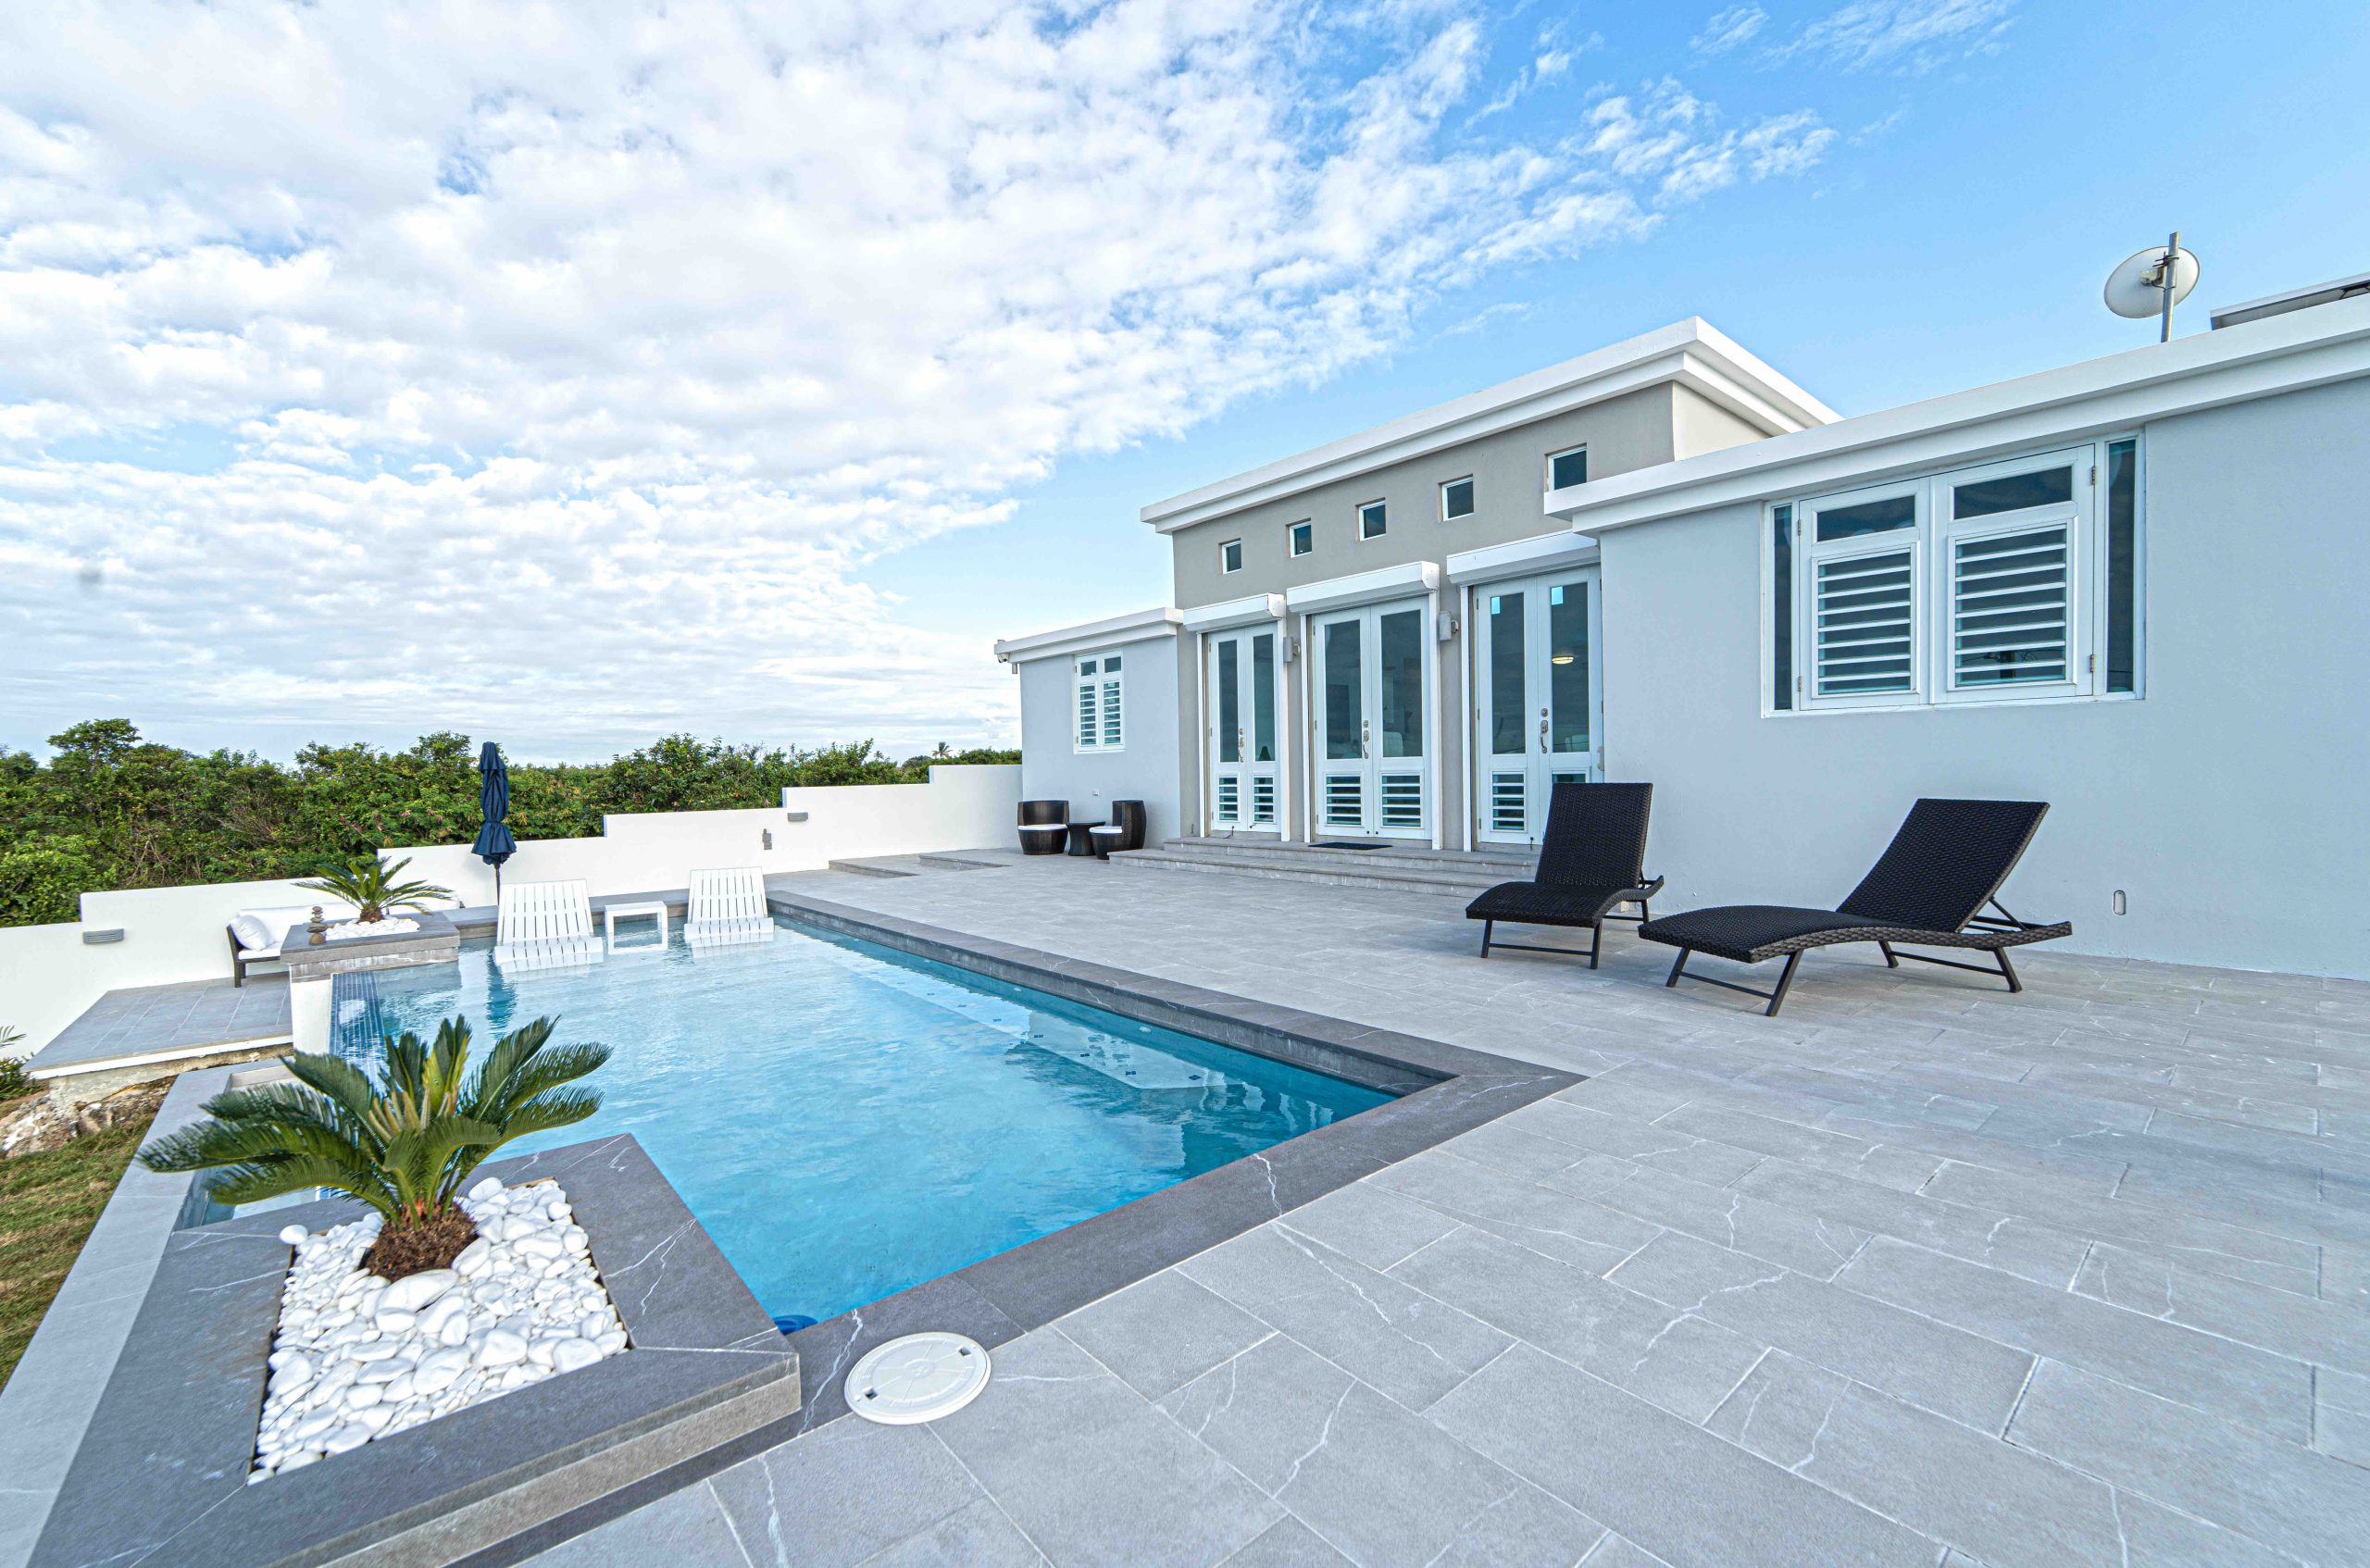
[2105,231,2201,342]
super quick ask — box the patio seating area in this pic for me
[523,852,2370,1568]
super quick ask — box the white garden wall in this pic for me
[0,765,1018,1055]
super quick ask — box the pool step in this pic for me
[826,856,920,877]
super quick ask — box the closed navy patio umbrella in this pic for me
[472,741,518,902]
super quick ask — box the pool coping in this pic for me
[25,1134,798,1568]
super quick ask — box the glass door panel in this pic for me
[1207,626,1282,832]
[1475,569,1601,845]
[1314,600,1428,837]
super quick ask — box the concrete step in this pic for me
[826,856,921,877]
[1107,846,1513,899]
[916,852,1013,871]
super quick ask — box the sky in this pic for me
[3,0,2366,765]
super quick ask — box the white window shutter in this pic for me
[1101,677,1122,746]
[1951,525,2070,687]
[1076,673,1098,747]
[1814,549,1915,697]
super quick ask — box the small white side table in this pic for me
[604,900,670,951]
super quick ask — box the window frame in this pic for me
[1219,537,1244,575]
[1287,519,1314,557]
[1546,445,1589,492]
[1440,476,1476,521]
[1765,438,2140,717]
[1357,499,1387,541]
[1073,652,1126,753]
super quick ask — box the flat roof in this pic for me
[992,605,1182,664]
[1141,318,1837,534]
[1548,292,2370,533]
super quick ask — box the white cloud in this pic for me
[1691,6,1769,56]
[1773,0,2015,73]
[0,0,1837,760]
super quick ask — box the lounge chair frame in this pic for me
[1643,799,2070,1016]
[1466,782,1662,971]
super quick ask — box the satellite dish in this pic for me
[2105,232,2201,340]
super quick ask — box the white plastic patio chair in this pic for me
[684,865,775,947]
[493,878,602,970]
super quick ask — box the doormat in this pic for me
[1312,840,1389,851]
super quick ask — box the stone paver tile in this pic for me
[2315,1367,2370,1469]
[2006,1359,2370,1566]
[1158,1331,1590,1568]
[1279,1180,1462,1272]
[1588,1164,1870,1280]
[1217,1516,1355,1567]
[524,1481,753,1568]
[861,1498,1049,1568]
[1393,1226,1766,1423]
[1430,1344,1936,1568]
[2112,1162,2370,1249]
[1437,1116,1603,1182]
[1656,1102,1948,1193]
[1506,1100,1768,1188]
[1577,1535,1675,1566]
[1365,1148,1662,1274]
[1737,1062,2000,1133]
[1737,1157,2089,1288]
[929,1327,1279,1568]
[2075,1242,2370,1369]
[1179,1223,1512,1412]
[1610,1231,2032,1432]
[1708,1350,2130,1568]
[711,1413,981,1568]
[1553,1064,1709,1125]
[1917,1162,2323,1293]
[1839,1237,2313,1443]
[1058,1269,1271,1400]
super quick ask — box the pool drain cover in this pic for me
[845,1333,992,1425]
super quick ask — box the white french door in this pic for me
[1204,626,1282,831]
[1312,599,1429,838]
[1474,568,1602,845]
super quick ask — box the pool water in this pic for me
[331,919,1390,1323]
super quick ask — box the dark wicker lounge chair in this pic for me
[1639,798,2071,1016]
[1466,782,1663,968]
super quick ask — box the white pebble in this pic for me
[478,1329,529,1368]
[552,1338,601,1374]
[468,1176,503,1201]
[278,1225,309,1246]
[381,1269,457,1313]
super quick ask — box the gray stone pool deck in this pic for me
[500,853,2370,1568]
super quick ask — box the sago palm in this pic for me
[139,1016,608,1247]
[296,852,453,923]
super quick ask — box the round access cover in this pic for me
[844,1332,992,1425]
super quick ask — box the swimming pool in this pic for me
[330,918,1391,1323]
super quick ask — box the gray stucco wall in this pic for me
[1014,633,1188,846]
[1598,375,2370,978]
[1166,383,1681,612]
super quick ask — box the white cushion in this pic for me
[231,902,356,955]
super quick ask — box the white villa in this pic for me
[996,276,2370,981]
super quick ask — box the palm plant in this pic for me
[138,1016,608,1271]
[296,852,452,924]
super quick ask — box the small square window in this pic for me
[1287,520,1313,556]
[1548,447,1588,492]
[1220,538,1243,573]
[1358,501,1387,540]
[1441,478,1475,520]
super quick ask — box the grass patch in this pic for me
[0,1093,163,1390]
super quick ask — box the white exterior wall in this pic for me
[0,766,1019,1054]
[1014,636,1186,844]
[1597,376,2370,979]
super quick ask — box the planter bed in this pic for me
[28,1134,798,1568]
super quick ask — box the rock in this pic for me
[352,1405,393,1433]
[323,1424,373,1454]
[356,1361,408,1387]
[437,1313,472,1348]
[468,1176,503,1201]
[412,1362,462,1396]
[381,1269,456,1313]
[552,1338,601,1374]
[278,1224,309,1246]
[477,1329,528,1368]
[453,1238,493,1276]
[579,1311,610,1339]
[527,1335,566,1367]
[344,1384,383,1409]
[348,1338,402,1363]
[593,1329,627,1354]
[374,1310,417,1334]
